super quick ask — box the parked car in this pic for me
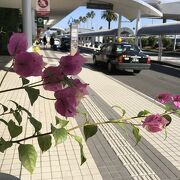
[94,41,102,48]
[60,37,70,51]
[53,38,60,50]
[93,42,151,74]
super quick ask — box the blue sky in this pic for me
[54,6,173,31]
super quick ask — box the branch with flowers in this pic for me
[0,33,180,174]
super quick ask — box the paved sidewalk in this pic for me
[0,50,180,180]
[47,49,180,179]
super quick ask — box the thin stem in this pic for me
[39,95,56,100]
[27,79,43,87]
[11,131,52,143]
[0,111,13,117]
[0,62,13,87]
[11,118,141,144]
[0,118,8,126]
[0,83,45,94]
[9,111,174,144]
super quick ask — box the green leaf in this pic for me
[117,122,128,137]
[13,110,22,125]
[38,135,52,153]
[74,135,86,165]
[132,125,141,145]
[8,120,22,138]
[0,103,8,113]
[21,77,30,86]
[55,116,69,128]
[51,124,56,133]
[0,138,12,153]
[176,109,180,117]
[112,105,126,117]
[53,128,68,145]
[162,114,172,127]
[29,117,42,133]
[84,124,98,141]
[137,110,150,117]
[164,105,172,112]
[18,144,37,174]
[24,87,40,106]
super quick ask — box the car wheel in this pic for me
[107,61,114,74]
[93,56,98,66]
[133,70,141,74]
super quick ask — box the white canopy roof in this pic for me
[0,0,162,27]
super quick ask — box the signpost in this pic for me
[36,0,50,17]
[37,17,44,28]
[70,24,78,56]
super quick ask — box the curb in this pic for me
[151,60,180,69]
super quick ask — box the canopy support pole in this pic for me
[158,35,162,61]
[22,0,32,51]
[117,13,122,37]
[173,35,177,51]
[135,10,141,45]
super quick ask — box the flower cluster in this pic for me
[8,33,88,117]
[140,93,180,133]
[156,92,180,108]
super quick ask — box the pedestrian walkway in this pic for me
[0,49,180,180]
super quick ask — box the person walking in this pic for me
[43,35,47,48]
[50,36,55,49]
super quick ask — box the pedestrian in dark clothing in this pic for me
[50,36,55,49]
[43,35,47,48]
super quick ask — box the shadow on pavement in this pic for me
[150,63,180,78]
[0,56,12,71]
[84,63,134,76]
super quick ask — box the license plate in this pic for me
[124,57,129,60]
[132,58,139,62]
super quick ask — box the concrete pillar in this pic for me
[158,35,163,61]
[32,9,36,39]
[117,14,122,37]
[92,36,95,47]
[22,0,32,51]
[135,10,141,45]
[173,35,177,51]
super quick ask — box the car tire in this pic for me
[133,70,141,74]
[93,56,98,66]
[107,61,115,74]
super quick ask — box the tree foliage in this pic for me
[101,10,118,29]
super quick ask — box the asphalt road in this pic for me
[84,54,180,99]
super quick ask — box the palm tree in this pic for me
[101,10,118,29]
[73,19,80,25]
[79,16,84,28]
[86,12,91,29]
[82,16,87,28]
[89,11,95,29]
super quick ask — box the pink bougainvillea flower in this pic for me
[42,66,64,91]
[59,51,86,75]
[8,33,28,56]
[172,94,180,108]
[72,79,89,103]
[54,88,78,117]
[14,52,43,77]
[142,114,169,133]
[156,93,172,104]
